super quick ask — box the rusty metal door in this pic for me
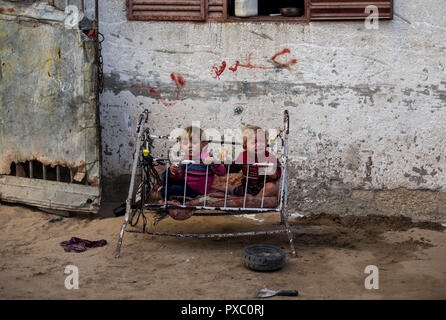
[0,1,101,213]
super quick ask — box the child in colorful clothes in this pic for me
[228,125,281,198]
[153,126,226,202]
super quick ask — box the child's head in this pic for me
[179,126,207,159]
[242,124,269,153]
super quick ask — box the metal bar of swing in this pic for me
[115,111,148,258]
[261,167,267,208]
[144,203,281,212]
[243,164,249,208]
[153,158,280,167]
[126,228,289,238]
[224,164,230,208]
[183,163,188,206]
[149,134,277,147]
[163,162,169,207]
[149,134,242,145]
[204,165,209,206]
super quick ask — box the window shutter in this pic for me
[309,0,393,20]
[128,0,206,21]
[207,0,227,21]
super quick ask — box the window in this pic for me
[127,0,393,22]
[226,0,307,22]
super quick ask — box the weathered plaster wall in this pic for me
[0,1,101,212]
[0,0,100,184]
[97,0,445,221]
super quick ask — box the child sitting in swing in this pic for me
[228,124,281,199]
[152,125,226,202]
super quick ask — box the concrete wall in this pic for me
[97,0,443,221]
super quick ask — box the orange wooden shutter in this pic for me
[309,0,393,20]
[128,0,206,21]
[207,0,227,21]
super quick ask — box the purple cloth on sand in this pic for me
[60,237,107,253]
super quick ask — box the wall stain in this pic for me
[132,73,186,107]
[234,106,244,115]
[250,31,273,41]
[105,73,394,104]
[364,156,373,182]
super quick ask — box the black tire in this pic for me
[242,245,286,272]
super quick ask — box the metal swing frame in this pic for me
[115,109,296,258]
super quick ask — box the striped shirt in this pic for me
[170,152,226,195]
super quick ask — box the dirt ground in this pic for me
[0,202,445,300]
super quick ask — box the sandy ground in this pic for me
[0,201,445,300]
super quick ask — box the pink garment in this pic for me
[170,152,226,195]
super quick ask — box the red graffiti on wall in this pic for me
[170,73,186,87]
[271,48,298,67]
[211,61,227,79]
[133,73,186,107]
[211,48,297,78]
[149,87,179,107]
[228,53,274,72]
